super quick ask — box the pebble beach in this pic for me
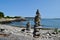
[0,24,60,40]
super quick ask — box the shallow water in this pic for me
[9,19,60,28]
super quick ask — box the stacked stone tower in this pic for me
[33,9,41,38]
[26,21,31,32]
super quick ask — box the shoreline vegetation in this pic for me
[0,11,26,24]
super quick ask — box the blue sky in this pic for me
[0,0,60,18]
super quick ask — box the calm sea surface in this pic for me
[9,18,60,28]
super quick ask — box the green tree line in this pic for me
[0,12,4,18]
[0,11,21,18]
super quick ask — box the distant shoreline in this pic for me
[0,18,60,28]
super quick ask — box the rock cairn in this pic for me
[26,21,31,32]
[33,9,41,38]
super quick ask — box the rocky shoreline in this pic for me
[0,24,60,40]
[0,18,26,24]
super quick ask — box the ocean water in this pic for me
[9,19,60,28]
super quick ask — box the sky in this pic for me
[0,0,60,18]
